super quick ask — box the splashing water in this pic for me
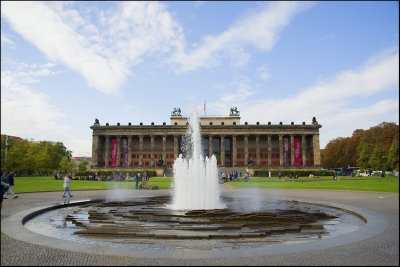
[170,105,225,210]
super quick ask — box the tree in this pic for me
[321,138,341,168]
[357,143,372,170]
[368,143,388,171]
[77,159,89,173]
[388,139,399,171]
[58,156,76,174]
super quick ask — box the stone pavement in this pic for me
[1,187,399,266]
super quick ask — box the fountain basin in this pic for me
[24,195,365,251]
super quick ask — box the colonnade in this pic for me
[92,133,321,169]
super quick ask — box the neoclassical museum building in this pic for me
[90,109,322,176]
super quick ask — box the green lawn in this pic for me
[9,175,399,193]
[227,176,399,193]
[11,176,173,193]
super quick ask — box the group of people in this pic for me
[57,172,154,183]
[219,171,249,183]
[133,171,149,189]
[1,170,18,209]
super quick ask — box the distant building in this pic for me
[1,135,24,141]
[90,110,322,176]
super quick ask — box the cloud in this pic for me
[5,62,62,84]
[320,99,399,145]
[1,33,16,49]
[1,65,92,157]
[1,1,184,95]
[169,1,313,72]
[257,65,271,81]
[2,1,312,93]
[208,49,398,148]
[1,70,68,139]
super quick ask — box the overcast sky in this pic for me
[1,1,398,157]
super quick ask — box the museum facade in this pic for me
[90,112,322,175]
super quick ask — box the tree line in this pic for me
[1,135,89,176]
[321,122,399,171]
[2,121,399,176]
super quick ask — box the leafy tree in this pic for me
[77,159,89,173]
[388,139,399,171]
[368,142,388,171]
[321,138,343,168]
[357,143,372,170]
[347,129,363,166]
[1,135,17,174]
[58,156,75,174]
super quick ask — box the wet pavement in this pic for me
[1,186,399,265]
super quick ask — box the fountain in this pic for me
[21,105,367,257]
[170,105,224,210]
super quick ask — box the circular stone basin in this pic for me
[24,195,365,250]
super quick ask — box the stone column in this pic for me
[209,135,213,158]
[313,134,321,166]
[220,135,225,167]
[232,135,237,167]
[267,135,272,166]
[244,135,249,166]
[91,135,99,168]
[279,135,283,166]
[256,135,260,166]
[139,135,144,167]
[290,135,295,166]
[174,135,179,159]
[150,135,155,167]
[162,135,167,166]
[128,136,132,167]
[116,135,121,167]
[105,136,110,167]
[302,135,307,166]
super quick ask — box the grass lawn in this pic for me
[227,176,399,193]
[9,175,399,193]
[11,176,173,193]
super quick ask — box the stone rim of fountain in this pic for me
[13,192,388,260]
[0,190,387,259]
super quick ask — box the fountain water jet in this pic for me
[170,105,225,210]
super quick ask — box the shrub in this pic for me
[254,169,334,177]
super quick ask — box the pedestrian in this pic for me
[278,171,282,179]
[135,172,142,189]
[143,171,149,189]
[6,170,18,199]
[1,174,10,209]
[62,174,73,198]
[244,172,249,182]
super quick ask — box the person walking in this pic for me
[135,172,142,189]
[6,170,18,199]
[1,174,10,209]
[62,174,73,198]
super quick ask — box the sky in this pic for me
[1,1,399,157]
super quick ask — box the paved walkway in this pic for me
[1,187,399,266]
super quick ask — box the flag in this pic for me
[203,101,206,111]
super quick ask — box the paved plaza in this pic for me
[1,186,399,266]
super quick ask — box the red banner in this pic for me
[111,138,117,166]
[122,138,128,167]
[283,137,289,166]
[295,138,301,165]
